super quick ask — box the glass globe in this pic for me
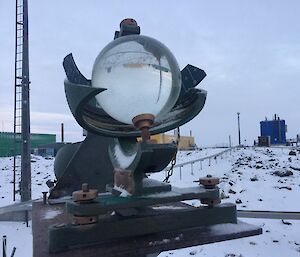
[91,35,181,125]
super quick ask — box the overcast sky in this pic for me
[0,0,299,146]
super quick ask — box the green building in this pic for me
[0,132,56,157]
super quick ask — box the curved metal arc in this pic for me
[63,54,208,137]
[65,78,207,138]
[64,80,107,129]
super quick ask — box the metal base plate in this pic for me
[66,186,219,216]
[32,202,262,257]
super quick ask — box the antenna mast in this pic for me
[13,0,31,201]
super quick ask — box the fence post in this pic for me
[200,161,202,170]
[191,162,194,175]
[3,235,7,257]
[10,247,16,257]
[208,158,211,166]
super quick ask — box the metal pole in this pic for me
[237,112,241,146]
[20,0,31,202]
[2,235,7,257]
[10,247,16,257]
[25,210,29,227]
[61,123,64,143]
[12,0,19,202]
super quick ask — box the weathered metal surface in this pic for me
[110,140,176,195]
[132,114,155,141]
[72,184,98,202]
[110,178,172,196]
[49,133,114,199]
[66,186,219,216]
[200,198,222,207]
[114,168,135,194]
[49,203,237,252]
[72,215,98,225]
[199,175,220,189]
[32,202,262,257]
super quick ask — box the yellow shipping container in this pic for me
[138,133,195,150]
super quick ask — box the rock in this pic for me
[235,199,242,204]
[255,165,263,169]
[289,151,297,156]
[189,250,197,255]
[272,170,293,177]
[258,198,263,201]
[228,189,236,194]
[250,176,258,181]
[282,219,292,225]
[220,191,230,199]
[273,240,279,243]
[280,186,292,190]
[290,166,300,171]
[249,241,256,245]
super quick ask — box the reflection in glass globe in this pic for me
[91,35,181,125]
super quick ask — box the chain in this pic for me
[163,127,180,183]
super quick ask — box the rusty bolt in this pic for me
[72,183,98,202]
[72,215,98,225]
[199,175,220,189]
[201,198,221,207]
[82,183,89,192]
[42,191,48,204]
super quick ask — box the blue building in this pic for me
[260,115,286,145]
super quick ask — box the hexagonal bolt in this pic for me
[72,186,98,202]
[199,175,220,189]
[42,191,48,204]
[201,198,221,207]
[82,183,89,192]
[72,215,98,225]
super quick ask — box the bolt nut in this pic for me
[72,215,98,225]
[201,198,221,207]
[82,183,89,192]
[199,176,220,188]
[72,184,98,202]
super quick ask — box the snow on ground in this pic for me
[151,147,300,212]
[161,218,300,257]
[0,155,55,207]
[0,147,300,257]
[0,221,32,257]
